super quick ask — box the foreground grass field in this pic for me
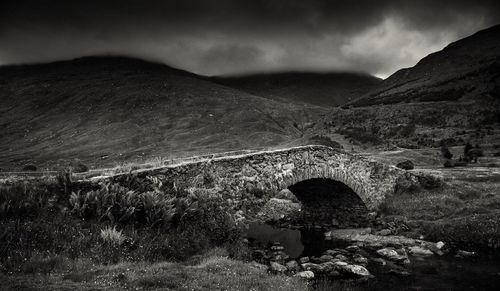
[2,250,307,290]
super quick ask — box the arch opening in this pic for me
[288,178,369,228]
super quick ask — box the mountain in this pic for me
[212,72,381,107]
[348,24,500,107]
[0,56,326,170]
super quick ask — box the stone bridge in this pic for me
[109,145,412,227]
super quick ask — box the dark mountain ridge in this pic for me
[213,71,381,107]
[0,56,326,170]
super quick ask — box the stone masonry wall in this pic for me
[109,146,406,222]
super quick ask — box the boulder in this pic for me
[319,255,334,262]
[301,263,324,273]
[270,262,287,273]
[320,262,337,273]
[456,250,476,258]
[408,246,433,257]
[249,261,268,271]
[294,271,314,279]
[376,248,408,263]
[298,257,310,264]
[340,264,371,277]
[353,255,369,266]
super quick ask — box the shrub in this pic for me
[22,164,37,171]
[396,160,414,170]
[100,226,126,246]
[443,160,454,168]
[0,182,60,220]
[69,183,176,226]
[71,161,89,173]
[440,145,453,160]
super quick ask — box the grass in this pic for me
[2,253,308,290]
[380,171,500,250]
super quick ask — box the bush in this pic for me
[71,161,89,173]
[440,145,453,160]
[443,160,454,168]
[396,160,414,170]
[22,164,37,171]
[0,182,61,220]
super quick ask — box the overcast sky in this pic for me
[1,0,499,78]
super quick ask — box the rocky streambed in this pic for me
[247,223,500,290]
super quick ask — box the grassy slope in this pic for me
[371,146,500,250]
[348,24,500,107]
[213,72,381,107]
[0,56,327,171]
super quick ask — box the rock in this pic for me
[396,160,414,170]
[249,261,268,271]
[320,262,337,272]
[408,246,433,257]
[270,245,285,251]
[319,255,334,262]
[456,250,476,258]
[353,255,369,266]
[334,254,348,261]
[325,228,372,239]
[298,257,310,264]
[285,260,299,272]
[294,271,314,279]
[301,263,324,273]
[367,212,378,220]
[340,264,371,277]
[436,241,445,249]
[332,261,348,267]
[327,270,341,277]
[324,249,338,256]
[376,248,408,263]
[270,262,287,273]
[375,229,392,236]
[346,245,360,252]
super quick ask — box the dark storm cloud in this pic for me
[1,0,500,77]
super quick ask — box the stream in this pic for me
[247,222,500,291]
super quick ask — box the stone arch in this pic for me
[287,178,369,228]
[275,165,373,209]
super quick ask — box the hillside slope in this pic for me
[348,24,500,107]
[213,72,381,107]
[0,56,326,170]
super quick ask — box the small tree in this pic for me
[464,142,473,157]
[441,145,453,160]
